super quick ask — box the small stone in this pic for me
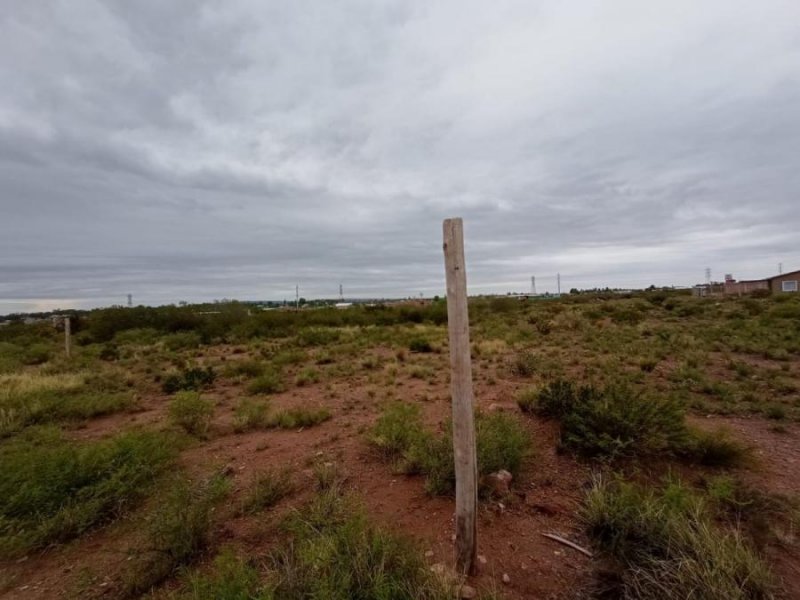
[424,550,434,559]
[430,563,446,575]
[502,573,511,584]
[477,554,487,565]
[458,584,477,599]
[485,470,513,497]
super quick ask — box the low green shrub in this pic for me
[369,402,427,469]
[233,398,270,432]
[163,331,202,351]
[510,350,536,376]
[124,473,229,595]
[515,387,538,413]
[169,392,215,436]
[764,404,787,420]
[175,487,454,599]
[369,405,530,496]
[416,412,531,495]
[295,367,320,386]
[679,427,751,467]
[98,343,120,361]
[582,476,774,599]
[22,343,52,365]
[0,427,176,557]
[267,407,331,429]
[248,369,284,395]
[296,327,340,347]
[162,366,216,394]
[224,359,265,379]
[240,468,294,514]
[269,487,450,599]
[0,376,133,437]
[531,380,688,459]
[409,338,434,353]
[182,547,262,599]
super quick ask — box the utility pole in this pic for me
[127,294,132,308]
[557,273,561,295]
[779,263,783,275]
[339,283,344,302]
[705,267,711,284]
[531,276,536,295]
[295,285,299,311]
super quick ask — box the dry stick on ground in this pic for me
[541,533,594,558]
[443,217,478,576]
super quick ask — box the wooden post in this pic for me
[64,316,71,358]
[442,218,478,576]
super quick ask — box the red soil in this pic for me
[2,349,799,599]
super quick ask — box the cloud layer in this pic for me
[2,1,799,312]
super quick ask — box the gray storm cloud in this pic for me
[1,1,799,313]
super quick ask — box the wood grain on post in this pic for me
[442,218,478,576]
[64,316,71,358]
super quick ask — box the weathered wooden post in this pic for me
[442,218,478,576]
[64,316,71,358]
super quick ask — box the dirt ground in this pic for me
[2,345,799,599]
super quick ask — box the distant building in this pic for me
[723,269,799,295]
[692,282,724,297]
[767,269,800,294]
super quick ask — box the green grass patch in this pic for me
[0,371,133,437]
[248,369,285,395]
[162,366,216,394]
[582,475,774,599]
[223,359,265,379]
[174,485,456,599]
[0,427,176,558]
[679,427,751,468]
[370,403,530,496]
[169,392,215,437]
[240,468,295,515]
[267,406,331,429]
[124,473,229,595]
[233,398,270,432]
[409,337,434,353]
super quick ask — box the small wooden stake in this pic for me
[64,316,71,358]
[442,218,478,576]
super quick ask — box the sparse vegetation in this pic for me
[370,403,530,495]
[124,473,229,595]
[2,290,798,597]
[582,475,774,600]
[248,369,285,395]
[530,379,688,459]
[0,427,176,557]
[169,391,215,436]
[233,398,270,432]
[267,406,331,429]
[680,427,751,467]
[0,371,133,437]
[162,366,216,394]
[409,337,434,353]
[240,468,294,514]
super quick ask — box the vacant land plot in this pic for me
[1,291,799,599]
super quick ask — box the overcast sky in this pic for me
[2,1,799,313]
